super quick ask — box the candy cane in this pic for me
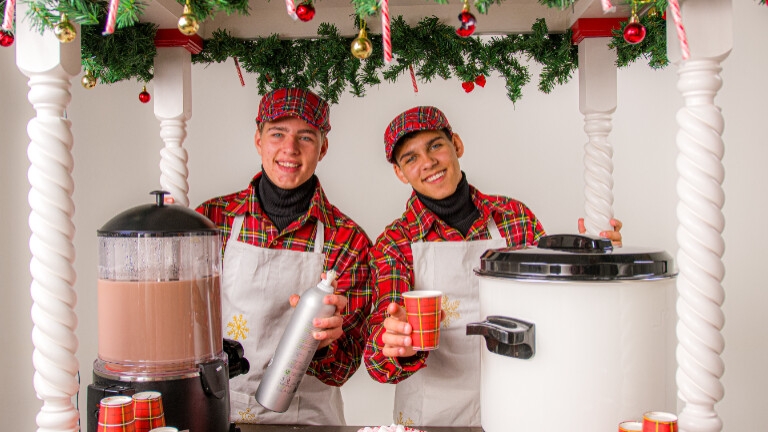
[3,0,16,31]
[285,0,298,20]
[409,64,418,93]
[103,0,119,35]
[600,0,615,13]
[668,0,690,60]
[381,0,391,64]
[234,57,245,87]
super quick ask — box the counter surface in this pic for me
[238,426,482,432]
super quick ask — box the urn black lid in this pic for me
[97,190,218,237]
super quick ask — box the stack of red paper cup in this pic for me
[133,391,166,432]
[642,412,678,431]
[619,411,678,432]
[98,395,136,432]
[619,421,643,431]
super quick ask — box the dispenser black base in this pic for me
[86,358,231,432]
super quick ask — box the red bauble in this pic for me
[456,24,476,38]
[461,81,475,93]
[139,90,151,103]
[623,21,647,45]
[0,30,14,47]
[296,2,315,22]
[458,11,476,27]
[456,10,476,37]
[474,74,486,88]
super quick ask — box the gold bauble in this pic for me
[81,71,97,89]
[350,28,372,60]
[54,14,77,43]
[177,5,199,36]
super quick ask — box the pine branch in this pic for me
[537,0,576,10]
[81,21,157,83]
[610,13,668,69]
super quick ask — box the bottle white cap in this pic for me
[317,269,337,293]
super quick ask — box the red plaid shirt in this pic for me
[196,172,372,386]
[364,184,545,383]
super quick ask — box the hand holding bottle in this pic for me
[288,271,347,348]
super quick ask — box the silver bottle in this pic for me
[255,270,338,413]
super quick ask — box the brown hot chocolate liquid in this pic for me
[97,276,222,370]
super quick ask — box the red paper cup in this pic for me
[98,395,136,432]
[643,411,678,432]
[619,421,643,431]
[402,290,443,351]
[133,391,166,432]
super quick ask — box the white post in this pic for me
[578,37,617,236]
[154,46,192,207]
[669,0,733,431]
[16,3,82,431]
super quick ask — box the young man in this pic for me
[364,106,622,427]
[197,88,372,425]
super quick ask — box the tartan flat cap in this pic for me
[256,88,331,133]
[383,106,452,163]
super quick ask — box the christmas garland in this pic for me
[1,0,672,103]
[194,16,578,104]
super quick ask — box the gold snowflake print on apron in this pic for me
[396,412,415,426]
[238,407,257,423]
[227,313,249,340]
[441,295,460,327]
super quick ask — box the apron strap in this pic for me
[230,215,245,243]
[314,221,324,253]
[487,217,503,241]
[231,215,324,254]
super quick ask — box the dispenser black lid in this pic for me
[98,191,218,237]
[475,234,677,281]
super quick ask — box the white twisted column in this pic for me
[583,112,615,234]
[159,120,190,207]
[577,37,617,235]
[674,59,726,432]
[16,2,82,430]
[154,45,192,207]
[667,1,732,430]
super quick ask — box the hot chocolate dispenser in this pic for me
[86,191,249,432]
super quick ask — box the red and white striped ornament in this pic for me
[667,0,689,60]
[2,0,15,31]
[103,0,119,35]
[600,0,615,13]
[234,57,245,87]
[409,64,418,93]
[381,0,391,65]
[285,0,298,20]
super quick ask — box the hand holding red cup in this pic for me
[402,290,443,351]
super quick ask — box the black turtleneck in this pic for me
[256,169,317,232]
[415,172,480,236]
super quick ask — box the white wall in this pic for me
[1,1,766,429]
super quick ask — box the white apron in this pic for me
[223,215,345,425]
[393,218,505,427]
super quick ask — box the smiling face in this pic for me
[255,116,328,190]
[392,129,465,200]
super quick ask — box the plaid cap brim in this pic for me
[384,106,452,162]
[256,88,331,133]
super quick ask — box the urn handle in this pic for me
[466,315,535,360]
